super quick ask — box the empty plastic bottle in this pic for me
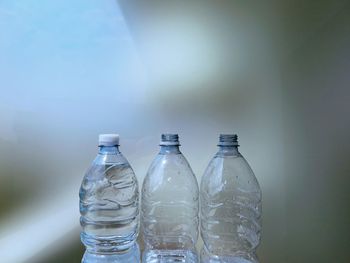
[79,134,140,263]
[142,134,199,263]
[200,134,262,263]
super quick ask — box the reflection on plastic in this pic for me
[82,243,140,263]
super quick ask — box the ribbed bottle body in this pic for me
[200,138,261,263]
[79,146,139,260]
[81,243,140,263]
[142,137,199,263]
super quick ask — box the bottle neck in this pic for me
[217,145,239,156]
[160,145,181,154]
[98,145,120,154]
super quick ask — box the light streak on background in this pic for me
[0,0,147,262]
[0,181,79,263]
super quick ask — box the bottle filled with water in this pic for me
[79,134,140,263]
[200,134,262,263]
[142,134,199,263]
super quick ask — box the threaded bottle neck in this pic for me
[218,134,239,147]
[217,134,239,156]
[160,133,180,146]
[159,134,180,154]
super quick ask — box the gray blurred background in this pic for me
[0,0,349,262]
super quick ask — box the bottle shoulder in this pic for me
[142,152,199,199]
[80,153,138,194]
[84,152,134,173]
[144,152,196,180]
[201,154,261,198]
[93,152,130,165]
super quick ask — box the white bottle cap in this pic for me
[98,134,119,146]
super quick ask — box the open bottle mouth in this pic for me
[160,133,180,146]
[218,134,239,147]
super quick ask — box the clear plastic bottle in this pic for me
[79,134,139,263]
[141,134,199,263]
[200,134,262,263]
[81,243,140,263]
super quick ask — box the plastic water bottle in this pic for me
[141,134,199,263]
[81,243,140,263]
[200,134,262,263]
[79,134,140,262]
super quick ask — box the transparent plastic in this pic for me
[142,134,199,263]
[79,144,139,262]
[200,135,262,263]
[81,243,140,263]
